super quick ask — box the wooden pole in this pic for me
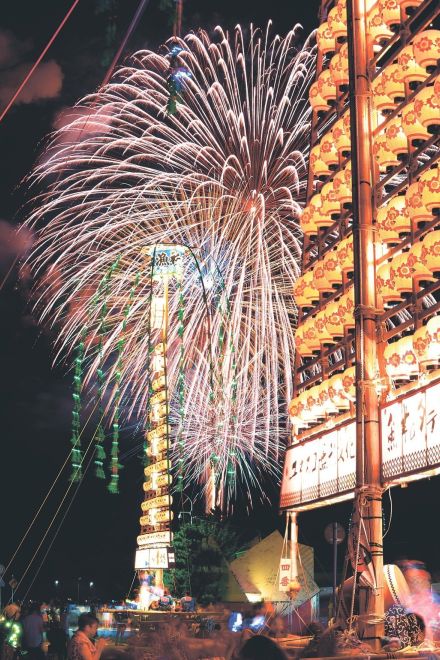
[346,0,384,648]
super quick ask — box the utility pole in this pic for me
[346,0,384,648]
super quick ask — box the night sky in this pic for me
[1,0,439,604]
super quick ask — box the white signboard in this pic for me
[137,530,173,547]
[135,547,170,569]
[381,380,440,481]
[280,422,356,509]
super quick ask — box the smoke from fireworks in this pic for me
[24,23,315,504]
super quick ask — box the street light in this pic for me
[54,580,59,588]
[89,582,94,589]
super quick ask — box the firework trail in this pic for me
[24,23,315,504]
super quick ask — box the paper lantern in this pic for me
[316,21,336,55]
[339,288,355,330]
[373,133,400,171]
[298,390,318,424]
[333,162,352,207]
[382,62,405,101]
[413,30,440,70]
[412,317,440,370]
[377,261,401,304]
[384,116,408,157]
[328,5,347,43]
[328,372,351,410]
[300,203,318,237]
[332,112,351,158]
[293,270,319,308]
[309,80,330,113]
[420,229,440,275]
[337,235,354,275]
[376,194,411,243]
[384,336,418,381]
[310,144,331,179]
[323,248,343,287]
[313,259,334,294]
[401,100,430,144]
[320,180,341,218]
[325,300,345,339]
[378,0,401,29]
[320,133,340,170]
[406,179,432,227]
[419,167,440,212]
[372,74,395,111]
[392,243,435,293]
[342,365,356,401]
[318,68,338,104]
[306,386,325,421]
[413,80,440,131]
[294,325,314,358]
[316,308,335,344]
[368,7,394,46]
[288,396,307,429]
[301,316,321,353]
[397,44,428,85]
[313,192,335,230]
[317,380,339,414]
[329,43,349,90]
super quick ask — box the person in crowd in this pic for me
[158,590,173,611]
[239,635,288,660]
[180,592,196,613]
[47,618,68,660]
[0,604,22,660]
[67,613,106,660]
[22,603,46,660]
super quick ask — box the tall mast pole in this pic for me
[346,0,384,647]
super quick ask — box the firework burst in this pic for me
[24,23,315,504]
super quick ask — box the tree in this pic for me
[164,515,243,605]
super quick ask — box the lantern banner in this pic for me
[279,558,292,592]
[135,546,175,569]
[280,422,356,509]
[381,379,440,481]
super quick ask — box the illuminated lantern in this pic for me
[397,44,428,86]
[294,325,314,358]
[384,116,408,158]
[312,192,335,230]
[339,288,355,331]
[378,0,401,29]
[392,243,435,294]
[373,133,400,172]
[332,113,351,158]
[301,316,321,354]
[325,300,344,339]
[293,270,319,308]
[320,132,340,170]
[412,317,440,370]
[300,203,318,237]
[412,81,440,132]
[317,380,339,414]
[288,397,308,430]
[309,79,330,113]
[368,7,394,47]
[313,259,334,294]
[342,365,356,401]
[321,180,341,218]
[376,194,410,244]
[318,68,337,105]
[316,309,335,344]
[413,30,440,70]
[333,162,352,207]
[306,386,324,421]
[310,144,331,179]
[372,73,395,112]
[328,372,351,411]
[328,3,347,43]
[419,167,440,213]
[406,179,432,227]
[402,99,430,144]
[382,63,405,102]
[420,229,440,275]
[298,390,318,424]
[384,336,418,381]
[377,260,401,304]
[329,43,349,90]
[316,21,336,55]
[323,247,343,287]
[337,235,354,276]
